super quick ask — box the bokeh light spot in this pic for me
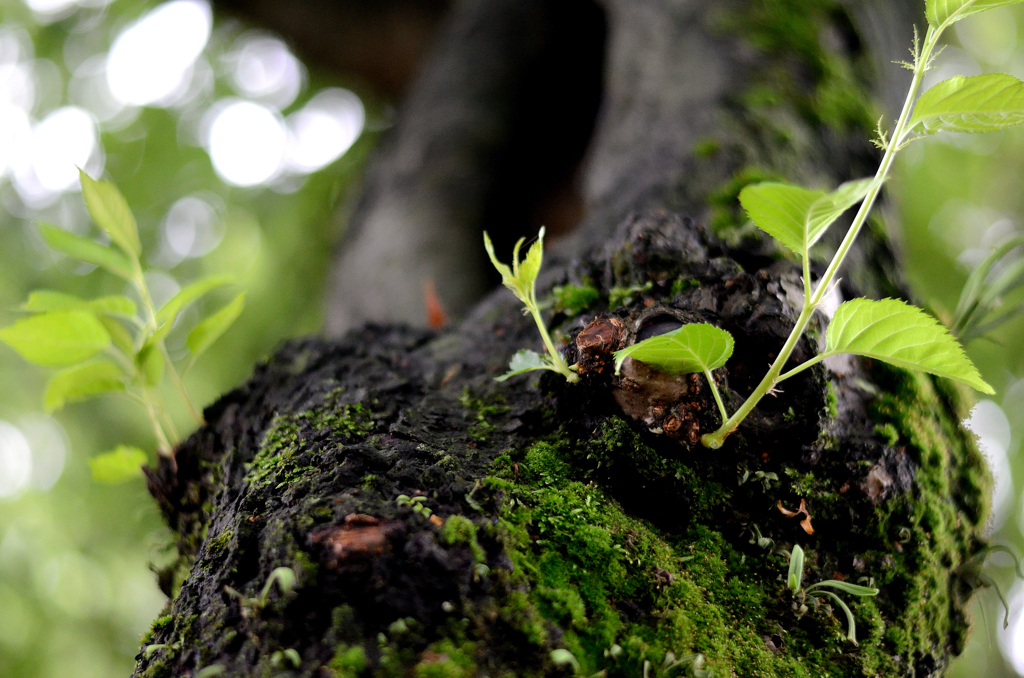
[285,88,364,173]
[227,32,304,110]
[0,421,32,499]
[29,106,97,193]
[106,0,212,107]
[207,99,286,186]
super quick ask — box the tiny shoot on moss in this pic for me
[786,544,878,645]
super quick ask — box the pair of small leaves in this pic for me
[926,0,1024,29]
[738,178,874,257]
[616,299,992,395]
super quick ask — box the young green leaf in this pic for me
[787,544,806,592]
[39,223,135,280]
[0,310,111,366]
[495,349,552,382]
[808,589,861,644]
[739,183,820,254]
[926,0,1024,29]
[613,323,734,376]
[20,291,137,317]
[483,228,545,303]
[44,360,125,411]
[909,74,1024,135]
[187,292,246,358]
[823,298,994,393]
[79,169,141,258]
[137,342,165,387]
[806,580,879,597]
[88,445,147,483]
[20,290,84,312]
[155,274,234,326]
[90,296,138,317]
[739,179,873,256]
[100,317,136,356]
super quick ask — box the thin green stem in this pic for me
[777,354,827,382]
[703,368,729,422]
[162,344,205,425]
[701,25,941,449]
[140,386,173,456]
[529,293,579,384]
[133,273,204,426]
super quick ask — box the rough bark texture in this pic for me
[135,0,993,676]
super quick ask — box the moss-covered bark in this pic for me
[136,213,988,677]
[136,0,992,676]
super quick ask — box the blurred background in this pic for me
[0,0,1022,676]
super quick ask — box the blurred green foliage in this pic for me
[0,0,375,675]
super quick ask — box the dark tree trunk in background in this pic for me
[135,2,993,677]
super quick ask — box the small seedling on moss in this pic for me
[642,651,712,678]
[396,494,433,518]
[0,170,244,474]
[489,0,1011,449]
[271,648,302,669]
[225,566,296,613]
[194,665,225,678]
[483,228,579,383]
[786,545,878,644]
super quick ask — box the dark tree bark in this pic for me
[135,1,993,677]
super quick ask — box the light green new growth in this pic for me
[483,227,579,383]
[786,545,879,645]
[0,170,246,477]
[488,0,1010,449]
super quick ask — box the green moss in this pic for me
[441,515,486,563]
[874,423,900,446]
[207,530,233,553]
[865,365,990,660]
[482,438,821,677]
[413,639,478,678]
[670,278,700,297]
[693,137,720,158]
[552,283,600,317]
[708,167,783,240]
[246,394,372,490]
[328,644,367,678]
[608,282,653,309]
[459,390,509,441]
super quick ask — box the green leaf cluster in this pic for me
[0,171,246,471]
[491,0,1010,452]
